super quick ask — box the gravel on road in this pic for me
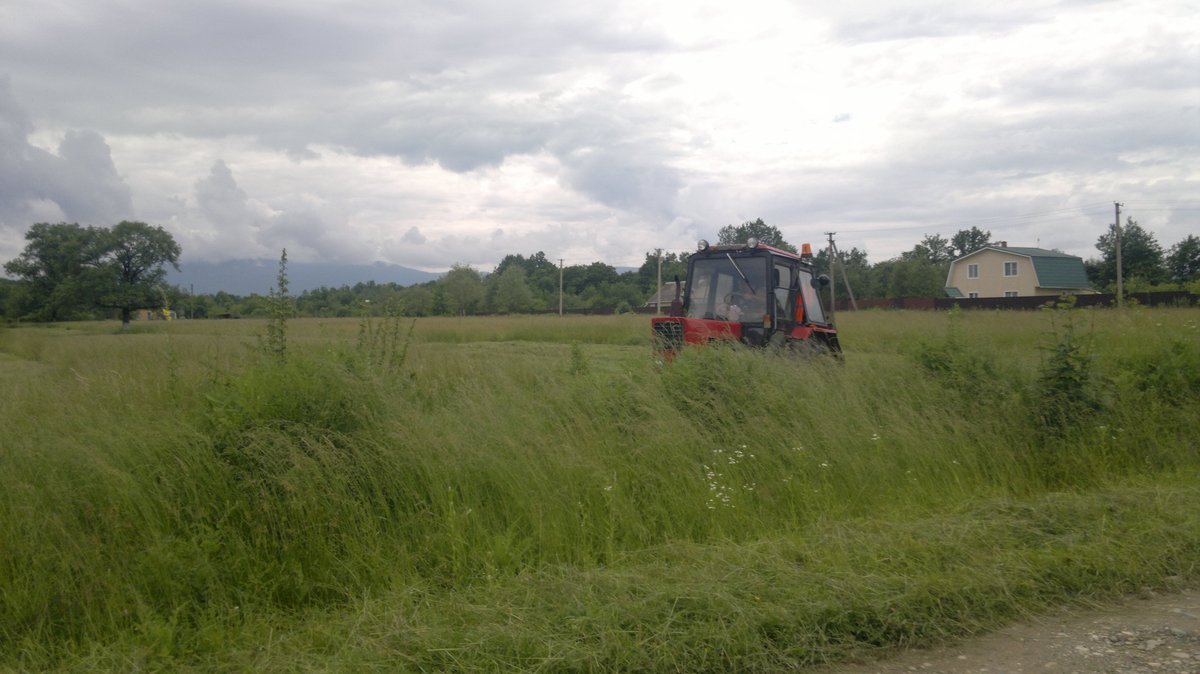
[814,588,1199,674]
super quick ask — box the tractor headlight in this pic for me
[747,237,759,248]
[697,239,709,251]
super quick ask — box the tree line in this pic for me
[3,219,1198,323]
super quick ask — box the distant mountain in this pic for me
[168,259,443,296]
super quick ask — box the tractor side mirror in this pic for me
[812,274,831,289]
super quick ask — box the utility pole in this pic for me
[1114,202,1124,309]
[655,248,663,315]
[558,258,564,316]
[825,232,837,321]
[831,240,858,311]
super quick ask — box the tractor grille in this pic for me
[653,320,684,352]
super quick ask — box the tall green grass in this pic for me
[1,308,1197,671]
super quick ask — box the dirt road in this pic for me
[816,589,1199,674]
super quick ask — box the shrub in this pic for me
[1030,303,1104,437]
[1115,336,1200,404]
[911,306,1009,401]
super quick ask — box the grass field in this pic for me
[1,307,1198,672]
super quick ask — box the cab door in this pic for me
[795,269,828,325]
[772,259,795,331]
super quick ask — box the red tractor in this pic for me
[651,238,840,359]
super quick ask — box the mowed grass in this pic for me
[0,308,1198,672]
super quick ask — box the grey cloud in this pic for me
[2,0,684,215]
[830,5,1040,43]
[48,130,135,222]
[258,210,330,260]
[894,104,1198,179]
[0,78,33,144]
[1000,40,1200,102]
[193,159,368,263]
[402,227,426,244]
[311,76,688,214]
[558,148,682,216]
[195,160,255,229]
[340,101,548,172]
[743,76,1200,257]
[183,160,270,261]
[539,96,686,216]
[2,1,669,138]
[2,0,692,224]
[0,78,133,229]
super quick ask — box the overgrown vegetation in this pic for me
[0,307,1197,671]
[1031,301,1104,438]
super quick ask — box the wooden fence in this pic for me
[833,291,1198,312]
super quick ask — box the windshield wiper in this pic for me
[726,253,756,293]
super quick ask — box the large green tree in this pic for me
[0,278,20,320]
[3,222,104,320]
[399,283,436,316]
[489,265,535,314]
[1091,218,1166,288]
[814,246,873,300]
[562,262,618,295]
[1166,234,1200,285]
[493,251,560,305]
[4,221,181,327]
[90,221,182,329]
[902,234,955,264]
[950,227,992,258]
[873,257,948,299]
[717,218,797,253]
[440,264,484,316]
[636,250,688,297]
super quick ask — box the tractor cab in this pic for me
[652,238,839,358]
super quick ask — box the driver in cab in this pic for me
[721,286,767,323]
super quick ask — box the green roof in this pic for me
[944,287,963,298]
[997,248,1090,289]
[1029,255,1091,289]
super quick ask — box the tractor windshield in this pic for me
[686,255,769,322]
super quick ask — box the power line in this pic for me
[1123,200,1200,206]
[830,203,1115,236]
[949,202,1113,225]
[837,214,1101,235]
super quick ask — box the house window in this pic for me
[1004,291,1018,297]
[967,264,979,279]
[1003,261,1018,277]
[968,292,979,299]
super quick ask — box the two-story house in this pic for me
[945,244,1093,299]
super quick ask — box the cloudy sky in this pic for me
[1,0,1196,272]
